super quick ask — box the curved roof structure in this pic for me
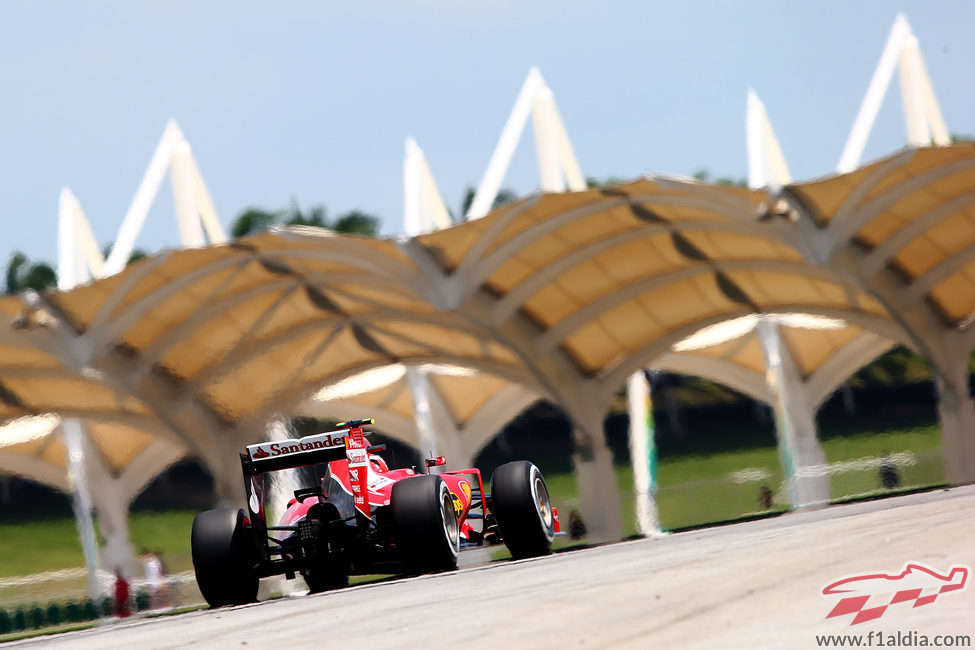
[787,143,975,332]
[0,298,167,434]
[5,143,975,498]
[12,230,534,436]
[0,414,185,497]
[0,174,902,440]
[414,175,900,411]
[657,314,894,408]
[298,363,540,468]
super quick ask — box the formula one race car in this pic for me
[191,418,559,607]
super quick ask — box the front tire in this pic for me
[491,461,555,559]
[391,475,460,570]
[191,508,259,607]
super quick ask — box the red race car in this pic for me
[191,418,559,607]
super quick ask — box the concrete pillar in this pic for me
[933,339,975,485]
[758,319,830,509]
[404,367,477,471]
[444,436,474,472]
[194,433,247,506]
[570,408,623,543]
[426,384,474,471]
[435,420,472,473]
[86,464,138,578]
[76,432,142,578]
[406,367,439,471]
[62,419,105,609]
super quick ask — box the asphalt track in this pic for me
[11,486,975,649]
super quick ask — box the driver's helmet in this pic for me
[369,454,389,473]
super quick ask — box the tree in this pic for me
[459,185,519,219]
[284,200,326,228]
[101,243,148,267]
[5,252,57,295]
[330,210,380,236]
[231,208,282,238]
[230,200,380,238]
[586,176,628,189]
[692,169,747,188]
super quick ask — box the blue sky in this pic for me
[1,1,972,270]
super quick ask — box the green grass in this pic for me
[127,509,199,574]
[0,519,88,578]
[538,422,944,536]
[0,509,200,579]
[821,425,943,500]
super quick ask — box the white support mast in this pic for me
[466,67,586,220]
[466,68,544,220]
[403,137,452,236]
[64,120,227,283]
[532,86,566,193]
[51,120,231,609]
[745,90,792,190]
[104,120,184,275]
[170,139,207,247]
[837,13,949,173]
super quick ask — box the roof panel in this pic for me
[523,284,584,329]
[929,263,975,323]
[781,325,858,379]
[86,423,157,474]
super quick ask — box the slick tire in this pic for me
[491,461,556,559]
[191,508,259,607]
[391,475,460,571]
[303,568,349,594]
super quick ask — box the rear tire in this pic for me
[302,568,349,593]
[191,508,259,607]
[391,475,460,570]
[491,461,555,559]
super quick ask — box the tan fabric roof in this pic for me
[0,297,166,437]
[308,364,516,430]
[659,314,894,406]
[417,176,894,384]
[0,416,176,476]
[788,143,975,326]
[0,175,904,436]
[2,228,534,437]
[300,364,540,463]
[6,146,975,491]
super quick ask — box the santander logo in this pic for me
[822,562,969,626]
[248,432,346,460]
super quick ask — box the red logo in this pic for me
[822,562,969,626]
[252,446,270,459]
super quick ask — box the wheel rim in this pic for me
[440,487,459,553]
[531,473,554,530]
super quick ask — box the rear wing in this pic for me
[240,419,375,546]
[240,428,350,476]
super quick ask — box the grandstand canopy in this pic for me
[658,313,894,407]
[786,143,975,329]
[2,143,975,492]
